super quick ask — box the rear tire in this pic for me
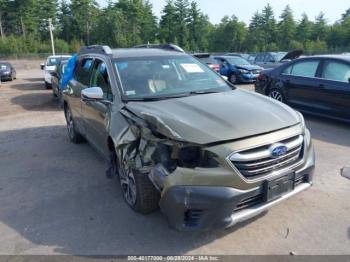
[119,158,160,214]
[65,106,84,143]
[268,88,285,103]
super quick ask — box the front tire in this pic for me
[119,159,160,214]
[65,106,84,143]
[268,88,285,103]
[229,74,239,84]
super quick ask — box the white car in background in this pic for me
[41,55,71,88]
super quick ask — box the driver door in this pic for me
[81,59,114,158]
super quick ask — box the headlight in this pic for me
[178,146,219,168]
[305,128,311,147]
[239,69,249,74]
[296,111,305,132]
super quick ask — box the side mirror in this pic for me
[81,87,104,100]
[40,63,45,70]
[50,71,57,77]
[341,166,350,180]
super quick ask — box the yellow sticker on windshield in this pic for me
[180,63,204,73]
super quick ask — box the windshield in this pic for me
[0,63,9,70]
[225,57,250,65]
[273,52,287,62]
[114,55,232,100]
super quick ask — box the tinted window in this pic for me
[91,60,113,100]
[283,60,319,77]
[76,58,94,86]
[322,60,350,82]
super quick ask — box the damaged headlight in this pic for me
[153,144,220,173]
[177,146,219,169]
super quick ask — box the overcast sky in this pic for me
[96,0,350,24]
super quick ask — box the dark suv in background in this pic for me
[63,45,315,231]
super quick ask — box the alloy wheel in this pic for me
[119,161,137,206]
[230,74,237,84]
[66,109,74,139]
[269,90,283,102]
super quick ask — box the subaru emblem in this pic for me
[269,143,288,158]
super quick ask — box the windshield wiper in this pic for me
[188,90,220,95]
[127,93,191,102]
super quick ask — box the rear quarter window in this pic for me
[321,60,350,82]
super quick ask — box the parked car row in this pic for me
[40,55,71,88]
[255,55,350,122]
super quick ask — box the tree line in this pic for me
[0,0,349,56]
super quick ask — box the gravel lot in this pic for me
[0,61,349,255]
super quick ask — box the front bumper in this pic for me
[238,73,259,83]
[0,73,12,80]
[159,152,315,231]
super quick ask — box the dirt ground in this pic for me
[0,60,350,255]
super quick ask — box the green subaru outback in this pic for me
[63,45,315,231]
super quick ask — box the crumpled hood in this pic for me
[126,89,301,144]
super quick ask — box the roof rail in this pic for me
[79,45,113,56]
[133,44,185,53]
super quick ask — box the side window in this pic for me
[283,60,319,78]
[256,54,262,62]
[263,54,271,62]
[76,58,94,86]
[321,60,350,82]
[91,59,113,100]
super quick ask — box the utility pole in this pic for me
[48,18,55,56]
[0,12,4,40]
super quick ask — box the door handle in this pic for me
[319,84,325,88]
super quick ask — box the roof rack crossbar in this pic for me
[133,43,185,53]
[79,45,113,56]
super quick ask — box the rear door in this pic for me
[317,59,350,120]
[81,58,114,158]
[66,57,94,135]
[279,59,322,112]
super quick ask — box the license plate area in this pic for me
[264,172,295,202]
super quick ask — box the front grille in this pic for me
[229,135,304,180]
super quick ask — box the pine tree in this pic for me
[159,0,177,43]
[277,5,296,50]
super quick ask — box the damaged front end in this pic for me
[116,107,220,192]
